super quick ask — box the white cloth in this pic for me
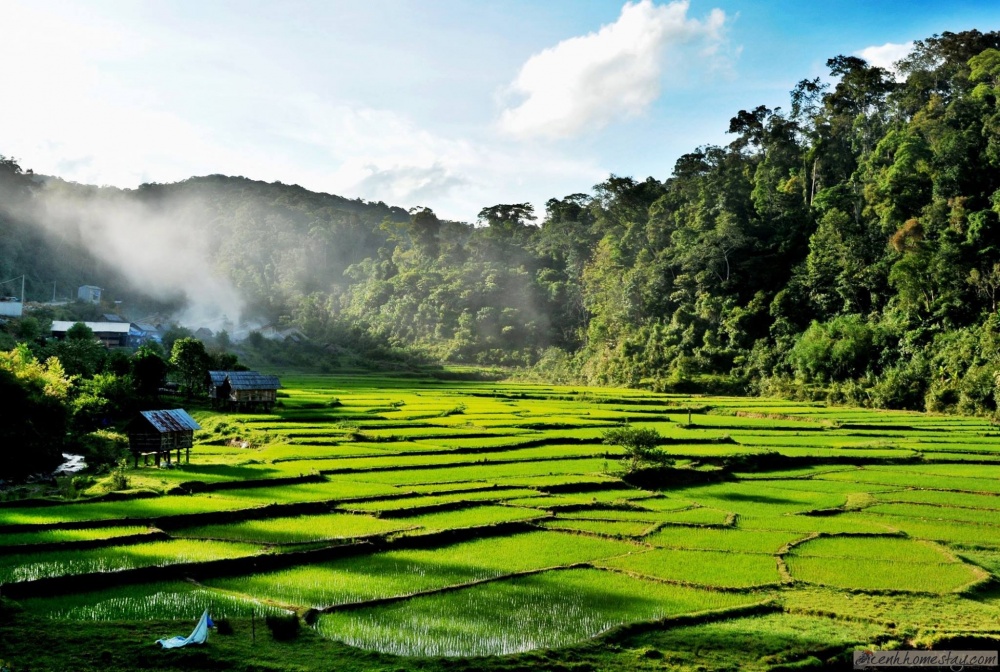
[156,609,210,648]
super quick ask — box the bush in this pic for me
[870,356,929,410]
[78,430,128,471]
[106,460,130,492]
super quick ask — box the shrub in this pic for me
[871,356,929,410]
[106,459,130,492]
[78,430,128,471]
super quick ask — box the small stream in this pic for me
[53,453,87,476]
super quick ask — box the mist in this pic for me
[19,178,245,329]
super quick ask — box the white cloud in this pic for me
[855,41,914,79]
[271,97,604,220]
[499,0,727,139]
[353,164,467,205]
[0,1,606,223]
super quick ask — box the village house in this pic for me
[209,370,281,411]
[0,296,22,317]
[128,409,201,467]
[77,285,102,303]
[50,320,147,348]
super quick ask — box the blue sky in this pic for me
[1,0,998,222]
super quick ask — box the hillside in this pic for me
[4,29,1000,414]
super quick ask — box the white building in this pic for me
[0,298,22,317]
[77,285,102,303]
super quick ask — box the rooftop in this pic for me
[139,409,202,433]
[51,321,134,334]
[209,370,282,390]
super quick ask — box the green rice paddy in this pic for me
[312,568,760,657]
[5,373,1000,669]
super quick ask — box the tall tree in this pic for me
[170,337,211,399]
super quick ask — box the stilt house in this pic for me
[209,371,281,411]
[128,409,201,467]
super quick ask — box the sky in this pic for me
[1,0,999,223]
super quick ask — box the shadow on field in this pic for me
[712,493,799,505]
[161,464,284,481]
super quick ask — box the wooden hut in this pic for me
[128,409,201,467]
[208,371,281,411]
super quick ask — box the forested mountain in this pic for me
[4,29,1000,415]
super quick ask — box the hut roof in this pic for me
[52,321,133,334]
[209,371,281,390]
[139,409,202,433]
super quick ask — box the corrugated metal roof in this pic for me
[51,321,133,334]
[140,409,202,433]
[209,371,281,390]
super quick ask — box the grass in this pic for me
[786,535,951,563]
[0,539,263,583]
[784,552,979,593]
[174,512,413,544]
[647,526,803,553]
[783,532,991,587]
[783,585,1000,631]
[18,581,292,620]
[633,612,886,671]
[597,548,782,588]
[0,526,153,547]
[540,518,657,537]
[0,494,264,527]
[205,530,638,609]
[313,568,761,657]
[340,489,539,513]
[737,513,895,535]
[392,505,548,532]
[670,482,848,517]
[864,502,1000,526]
[817,469,1000,493]
[319,458,614,485]
[838,514,1000,546]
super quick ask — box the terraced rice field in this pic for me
[5,373,1000,670]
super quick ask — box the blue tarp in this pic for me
[157,609,212,648]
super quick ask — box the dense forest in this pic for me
[4,29,1000,420]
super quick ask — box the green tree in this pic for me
[789,315,882,382]
[0,344,71,479]
[170,337,211,399]
[72,372,134,432]
[44,327,106,377]
[602,426,669,472]
[66,322,94,341]
[131,346,168,398]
